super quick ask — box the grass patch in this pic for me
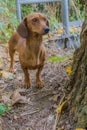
[47,56,66,63]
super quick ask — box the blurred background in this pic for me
[0,0,85,43]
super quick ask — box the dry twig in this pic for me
[53,94,66,130]
[20,109,40,116]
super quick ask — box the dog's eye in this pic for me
[32,18,38,22]
[43,18,47,21]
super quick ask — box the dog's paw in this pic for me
[9,67,14,73]
[36,81,44,88]
[24,82,31,89]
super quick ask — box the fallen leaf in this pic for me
[56,28,63,34]
[69,26,76,33]
[6,57,19,62]
[2,71,14,80]
[11,90,27,105]
[65,65,72,75]
[1,43,8,47]
[1,95,12,104]
[13,114,18,120]
[56,100,67,114]
[5,57,10,62]
[53,95,58,102]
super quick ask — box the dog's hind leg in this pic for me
[8,39,16,72]
[9,47,15,72]
[8,32,18,72]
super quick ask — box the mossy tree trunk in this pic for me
[65,2,87,129]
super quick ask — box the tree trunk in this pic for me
[65,2,87,129]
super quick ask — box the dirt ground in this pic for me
[0,41,75,130]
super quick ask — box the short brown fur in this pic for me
[8,13,49,88]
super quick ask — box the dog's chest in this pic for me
[19,48,44,69]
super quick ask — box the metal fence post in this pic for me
[61,0,69,35]
[16,0,62,23]
[16,0,22,22]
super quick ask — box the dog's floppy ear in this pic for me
[47,20,49,27]
[17,17,28,38]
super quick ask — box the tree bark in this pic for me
[65,2,87,129]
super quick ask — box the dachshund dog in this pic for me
[8,13,49,88]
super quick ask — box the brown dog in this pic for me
[8,13,49,88]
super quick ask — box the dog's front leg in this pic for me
[36,66,44,87]
[22,67,31,88]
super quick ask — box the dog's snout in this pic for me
[44,27,49,33]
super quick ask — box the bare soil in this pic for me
[0,42,75,130]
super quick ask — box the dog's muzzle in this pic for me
[44,27,50,33]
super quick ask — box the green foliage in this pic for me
[21,3,46,18]
[0,103,12,116]
[0,0,18,42]
[0,103,6,115]
[6,103,12,111]
[21,4,33,17]
[0,0,85,43]
[36,3,45,12]
[49,16,59,31]
[69,0,85,21]
[47,56,66,63]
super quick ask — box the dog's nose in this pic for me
[44,27,50,33]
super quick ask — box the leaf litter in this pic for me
[0,42,75,130]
